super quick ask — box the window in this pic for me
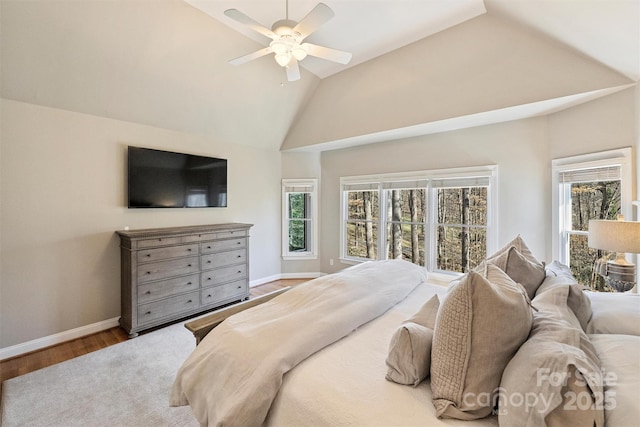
[552,148,632,290]
[340,167,497,275]
[282,179,318,260]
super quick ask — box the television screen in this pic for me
[128,146,227,208]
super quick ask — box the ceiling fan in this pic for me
[224,1,352,82]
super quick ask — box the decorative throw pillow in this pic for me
[406,293,440,328]
[386,295,440,386]
[537,261,592,331]
[503,247,545,299]
[385,323,434,386]
[431,266,533,420]
[487,234,540,265]
[499,285,604,427]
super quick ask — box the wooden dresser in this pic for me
[116,223,252,337]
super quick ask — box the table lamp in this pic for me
[588,218,640,292]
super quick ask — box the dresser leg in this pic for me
[128,331,139,339]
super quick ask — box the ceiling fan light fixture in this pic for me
[274,52,292,67]
[270,40,288,55]
[291,45,308,61]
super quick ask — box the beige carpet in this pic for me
[1,322,199,426]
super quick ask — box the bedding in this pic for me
[170,259,427,426]
[172,243,640,427]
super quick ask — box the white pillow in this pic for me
[586,292,640,335]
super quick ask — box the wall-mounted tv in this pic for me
[128,146,227,208]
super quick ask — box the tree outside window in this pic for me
[340,169,495,274]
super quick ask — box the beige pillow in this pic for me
[487,235,540,265]
[406,293,440,328]
[385,323,434,386]
[498,285,604,427]
[431,266,533,420]
[386,295,440,386]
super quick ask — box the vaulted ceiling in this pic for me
[1,0,637,152]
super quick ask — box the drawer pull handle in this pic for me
[187,282,192,285]
[145,311,151,315]
[187,300,193,303]
[207,277,212,281]
[207,246,211,249]
[237,242,241,245]
[207,260,211,264]
[206,294,212,298]
[146,254,151,257]
[145,291,151,295]
[146,271,151,275]
[237,270,242,274]
[237,286,242,289]
[187,248,192,252]
[187,264,192,267]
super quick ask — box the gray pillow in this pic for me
[503,247,546,300]
[499,285,604,427]
[385,295,440,386]
[431,266,533,420]
[537,261,592,331]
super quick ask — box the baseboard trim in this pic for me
[249,272,323,287]
[2,273,325,360]
[0,317,120,361]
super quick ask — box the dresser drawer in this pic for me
[138,291,199,324]
[137,236,183,249]
[201,238,246,254]
[201,264,247,286]
[137,243,199,264]
[201,280,248,305]
[137,273,200,304]
[137,256,200,283]
[201,249,247,271]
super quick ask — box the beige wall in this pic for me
[300,88,636,275]
[0,99,282,349]
[317,117,550,274]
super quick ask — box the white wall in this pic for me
[0,99,282,349]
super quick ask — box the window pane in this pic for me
[386,223,425,265]
[288,193,309,219]
[437,226,486,273]
[569,233,614,290]
[385,189,426,223]
[437,187,487,225]
[288,219,308,252]
[570,181,620,231]
[346,221,377,259]
[347,191,379,221]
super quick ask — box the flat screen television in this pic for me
[128,146,227,208]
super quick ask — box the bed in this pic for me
[170,237,640,427]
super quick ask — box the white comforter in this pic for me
[170,259,427,427]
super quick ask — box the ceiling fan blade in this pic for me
[292,3,334,39]
[286,59,301,82]
[229,47,273,66]
[302,43,352,64]
[224,9,277,40]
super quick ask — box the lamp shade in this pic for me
[588,220,640,253]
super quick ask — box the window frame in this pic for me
[551,147,633,268]
[282,179,318,260]
[339,166,498,275]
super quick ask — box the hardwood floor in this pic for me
[0,279,305,388]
